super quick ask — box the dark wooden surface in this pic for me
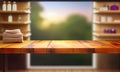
[0,69,120,72]
[0,40,120,54]
[0,54,26,70]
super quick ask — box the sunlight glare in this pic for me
[40,11,65,29]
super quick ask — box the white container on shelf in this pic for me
[100,5,108,11]
[7,1,12,11]
[12,1,17,11]
[2,1,6,11]
[8,14,13,22]
[18,15,21,22]
[100,7,104,11]
[101,16,106,22]
[103,7,108,11]
[107,16,112,22]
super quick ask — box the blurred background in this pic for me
[30,2,93,67]
[31,2,92,40]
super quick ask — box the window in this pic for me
[28,1,94,69]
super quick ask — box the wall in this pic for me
[96,54,120,69]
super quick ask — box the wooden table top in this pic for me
[0,40,120,54]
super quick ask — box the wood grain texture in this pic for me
[0,69,120,72]
[0,40,33,54]
[48,40,93,54]
[0,40,120,54]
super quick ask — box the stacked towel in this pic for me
[2,29,23,43]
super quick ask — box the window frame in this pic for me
[27,54,96,69]
[27,1,95,69]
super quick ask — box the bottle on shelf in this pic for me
[104,4,109,11]
[7,1,12,11]
[100,4,108,11]
[2,1,6,11]
[104,28,108,33]
[107,5,110,10]
[104,28,117,34]
[104,28,109,33]
[107,16,112,22]
[18,15,22,22]
[98,16,101,22]
[101,16,106,22]
[8,14,13,22]
[12,1,17,11]
[111,29,116,34]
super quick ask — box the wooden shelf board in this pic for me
[93,33,120,37]
[0,10,30,14]
[94,22,120,25]
[0,21,31,24]
[94,10,120,14]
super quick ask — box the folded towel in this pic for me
[3,37,23,43]
[2,29,24,43]
[3,32,23,38]
[5,29,21,34]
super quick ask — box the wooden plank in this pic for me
[79,40,116,48]
[93,33,120,37]
[0,40,120,54]
[1,69,120,72]
[0,40,33,54]
[79,40,119,53]
[26,40,51,54]
[94,10,120,14]
[49,40,86,48]
[3,40,33,48]
[94,22,120,24]
[106,40,120,53]
[0,10,30,13]
[93,40,120,53]
[0,41,10,48]
[0,21,31,24]
[48,40,94,54]
[0,40,51,54]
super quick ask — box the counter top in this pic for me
[0,40,120,54]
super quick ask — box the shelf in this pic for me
[93,32,120,37]
[0,2,31,40]
[94,22,120,25]
[0,21,31,24]
[0,10,30,14]
[94,10,120,14]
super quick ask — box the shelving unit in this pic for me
[93,2,120,40]
[0,1,31,40]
